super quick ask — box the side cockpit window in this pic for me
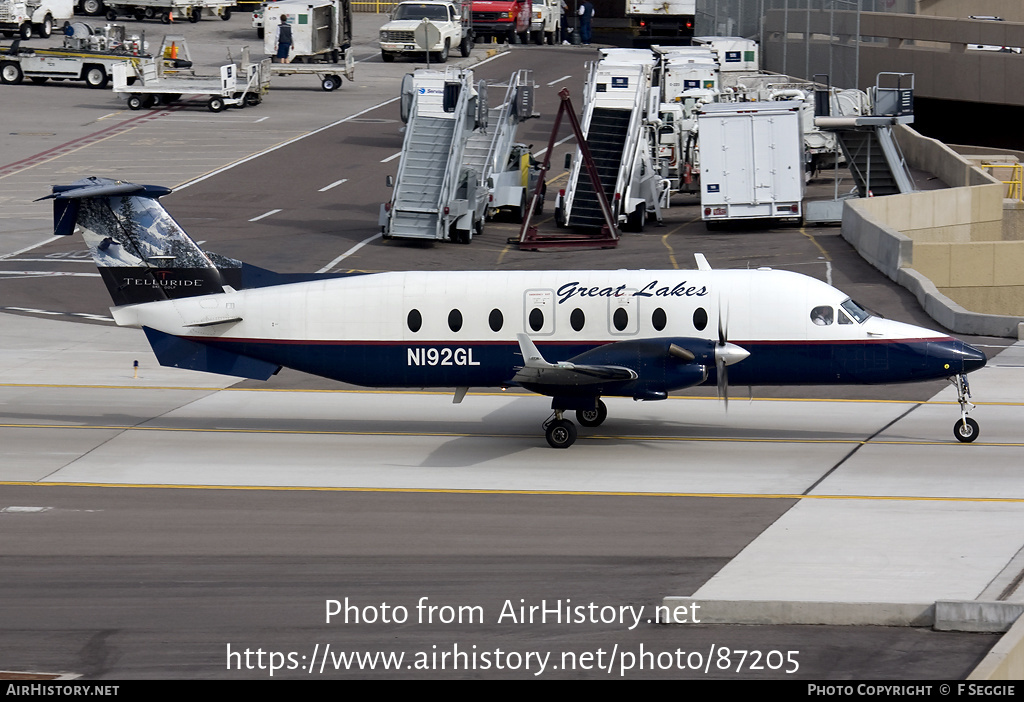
[811,305,833,326]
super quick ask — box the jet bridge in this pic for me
[556,51,663,232]
[381,68,487,244]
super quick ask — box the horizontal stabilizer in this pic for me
[143,327,280,380]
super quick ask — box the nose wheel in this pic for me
[951,374,980,443]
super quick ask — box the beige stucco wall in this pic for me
[844,125,1024,319]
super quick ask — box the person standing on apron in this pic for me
[275,14,293,64]
[577,0,594,45]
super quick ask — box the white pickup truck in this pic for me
[379,0,472,63]
[528,0,559,45]
[0,0,71,39]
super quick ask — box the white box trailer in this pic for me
[697,100,805,225]
[262,0,354,91]
[263,0,348,61]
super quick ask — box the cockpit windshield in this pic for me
[841,298,871,324]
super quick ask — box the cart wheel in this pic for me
[105,9,116,20]
[144,7,155,18]
[127,95,143,110]
[208,96,225,113]
[133,9,145,20]
[331,75,342,90]
[244,93,261,106]
[190,8,201,22]
[321,76,338,91]
[1,61,23,84]
[84,65,108,89]
[141,95,157,108]
[220,7,231,20]
[160,11,171,23]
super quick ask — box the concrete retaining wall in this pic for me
[841,126,1024,336]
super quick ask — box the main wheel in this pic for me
[84,65,108,88]
[953,417,980,443]
[545,419,577,449]
[576,399,607,428]
[0,61,23,85]
[207,96,225,113]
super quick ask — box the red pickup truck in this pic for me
[471,0,532,44]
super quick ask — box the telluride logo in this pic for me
[121,277,207,288]
[556,281,709,305]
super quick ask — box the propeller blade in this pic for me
[717,355,728,408]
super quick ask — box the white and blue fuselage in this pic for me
[110,267,983,390]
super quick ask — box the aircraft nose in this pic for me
[961,341,987,374]
[932,338,987,374]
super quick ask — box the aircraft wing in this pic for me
[511,334,639,387]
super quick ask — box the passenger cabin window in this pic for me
[811,305,833,326]
[448,309,463,332]
[489,308,503,332]
[693,308,708,331]
[613,307,629,332]
[529,308,544,332]
[407,309,422,333]
[652,307,667,331]
[570,308,585,332]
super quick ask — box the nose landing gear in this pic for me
[951,374,980,443]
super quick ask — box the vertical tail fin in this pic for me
[41,177,243,306]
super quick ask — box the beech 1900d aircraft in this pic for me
[44,177,988,448]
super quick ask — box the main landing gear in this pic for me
[951,373,980,443]
[542,399,607,448]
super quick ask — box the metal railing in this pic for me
[352,1,397,12]
[983,162,1023,201]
